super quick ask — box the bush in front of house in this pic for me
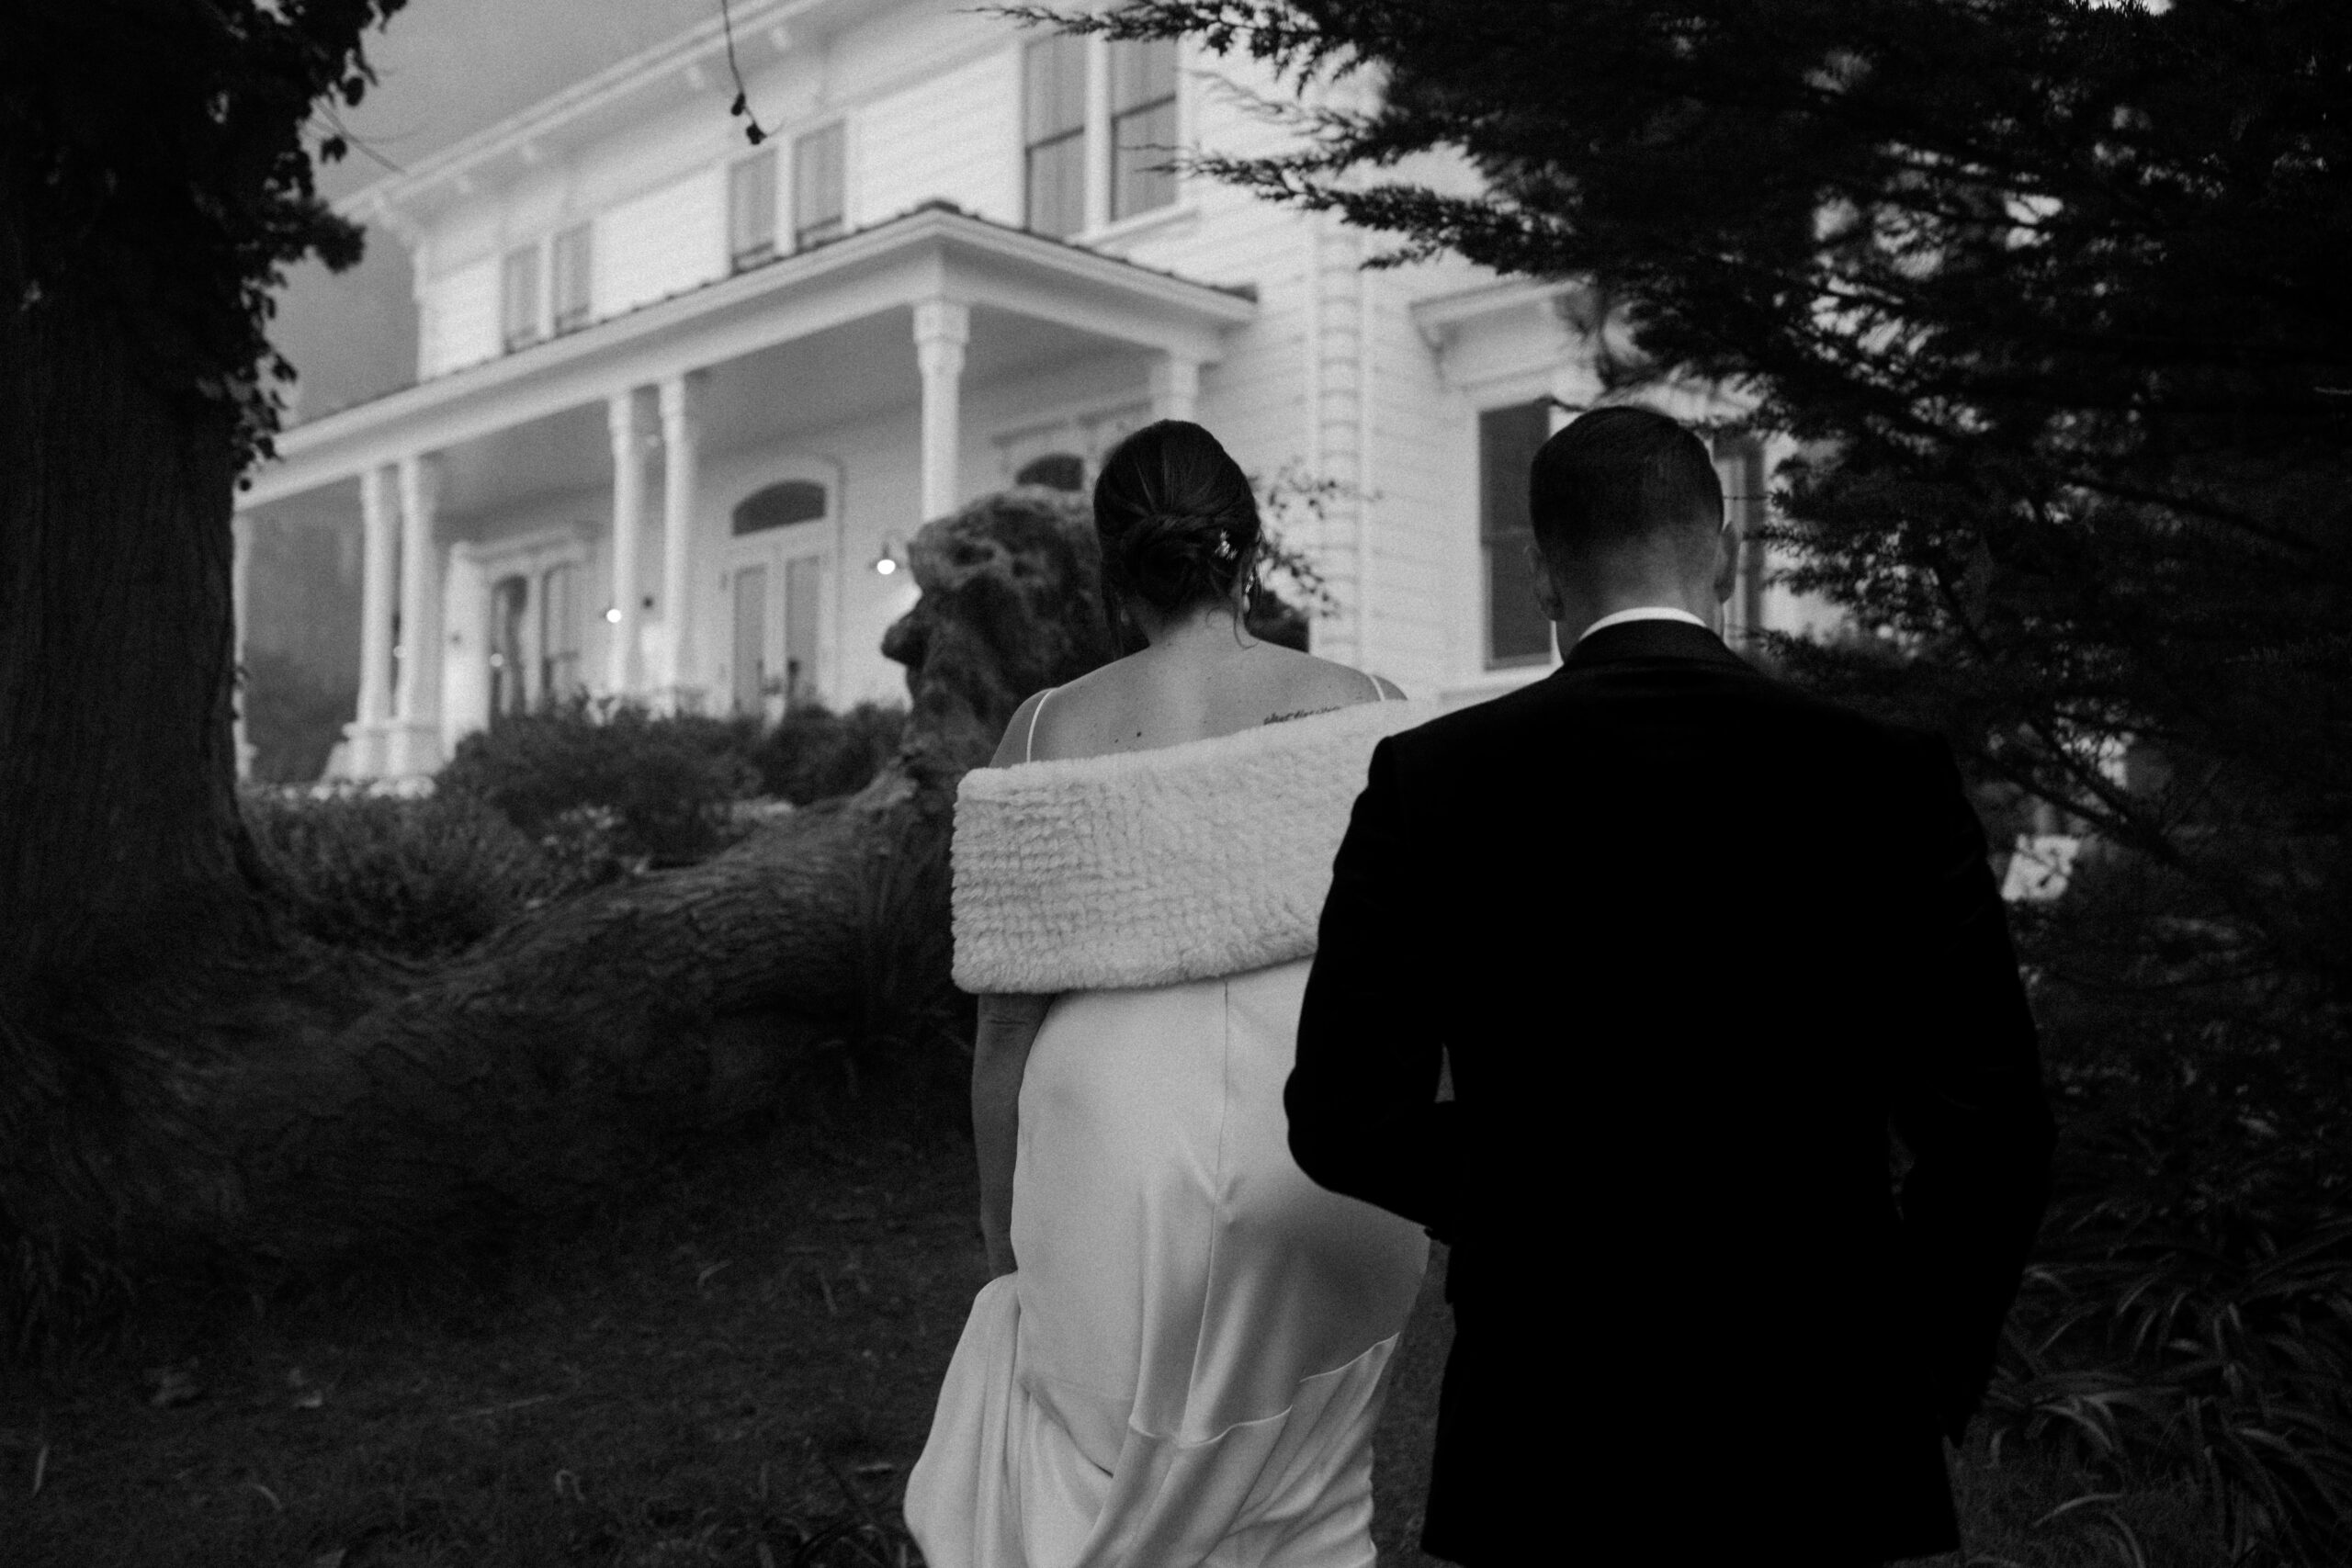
[435,696,763,865]
[751,701,907,805]
[244,786,605,958]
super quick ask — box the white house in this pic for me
[234,0,1831,781]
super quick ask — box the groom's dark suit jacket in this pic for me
[1291,618,2055,1564]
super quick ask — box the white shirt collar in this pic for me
[1573,605,1710,647]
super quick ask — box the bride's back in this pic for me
[1023,640,1398,763]
[1001,419,1400,767]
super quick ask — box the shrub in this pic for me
[243,786,599,958]
[1972,847,2352,1567]
[435,697,763,864]
[750,702,906,806]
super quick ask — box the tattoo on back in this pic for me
[1263,705,1342,726]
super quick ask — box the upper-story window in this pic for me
[500,244,540,352]
[793,123,846,249]
[550,224,593,334]
[729,148,780,270]
[1023,35,1089,238]
[1479,400,1556,668]
[1110,40,1178,221]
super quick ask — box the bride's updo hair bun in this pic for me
[1091,420,1261,618]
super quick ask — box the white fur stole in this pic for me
[951,700,1438,994]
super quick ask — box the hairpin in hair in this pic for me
[1213,533,1238,563]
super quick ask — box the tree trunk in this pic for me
[0,191,256,993]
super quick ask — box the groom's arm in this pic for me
[1888,736,2059,1444]
[1288,738,1461,1242]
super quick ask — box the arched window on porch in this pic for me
[732,479,829,535]
[1014,452,1087,492]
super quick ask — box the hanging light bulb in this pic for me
[872,536,904,576]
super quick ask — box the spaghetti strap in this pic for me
[1363,667,1387,703]
[1024,687,1053,763]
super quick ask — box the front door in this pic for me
[724,523,829,723]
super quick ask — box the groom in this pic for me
[1290,406,2055,1564]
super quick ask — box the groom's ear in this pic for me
[1524,540,1564,621]
[1713,521,1739,605]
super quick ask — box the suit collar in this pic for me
[1561,617,1748,671]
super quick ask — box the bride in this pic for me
[904,420,1434,1568]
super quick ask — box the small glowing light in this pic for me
[874,557,898,576]
[604,605,622,623]
[872,535,906,576]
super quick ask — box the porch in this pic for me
[235,203,1255,780]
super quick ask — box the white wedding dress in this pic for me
[906,698,1436,1568]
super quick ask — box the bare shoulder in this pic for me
[988,689,1048,769]
[1259,648,1406,724]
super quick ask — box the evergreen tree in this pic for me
[1034,0,2352,1125]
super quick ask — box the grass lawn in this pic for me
[0,1110,2219,1567]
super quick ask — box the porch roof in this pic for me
[242,201,1258,510]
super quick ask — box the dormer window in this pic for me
[793,123,846,250]
[1023,36,1088,239]
[729,148,779,270]
[500,245,540,352]
[550,224,593,334]
[1110,40,1178,221]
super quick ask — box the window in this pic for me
[1713,435,1769,640]
[539,560,581,696]
[793,123,846,250]
[550,224,593,335]
[732,479,829,535]
[500,245,540,351]
[1479,401,1556,667]
[489,573,529,720]
[784,554,822,711]
[729,149,779,269]
[730,564,767,717]
[1023,35,1088,238]
[1110,39,1178,220]
[1014,452,1087,491]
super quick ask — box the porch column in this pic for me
[389,452,444,776]
[607,389,648,695]
[913,299,969,523]
[232,513,254,781]
[657,372,706,708]
[1148,351,1201,423]
[348,464,396,778]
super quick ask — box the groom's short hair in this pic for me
[1529,406,1723,562]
